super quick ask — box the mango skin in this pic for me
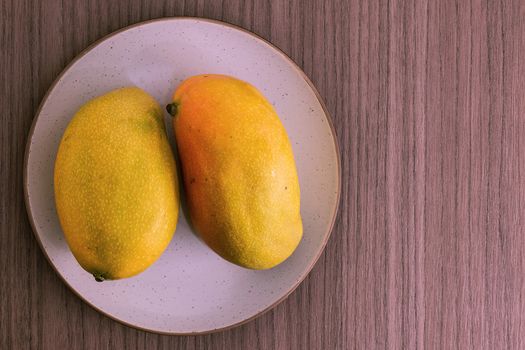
[54,87,179,280]
[171,74,302,269]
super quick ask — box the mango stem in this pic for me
[93,272,105,282]
[166,102,178,116]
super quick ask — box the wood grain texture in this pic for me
[2,0,525,349]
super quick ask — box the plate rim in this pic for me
[23,16,342,335]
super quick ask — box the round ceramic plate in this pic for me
[24,18,340,334]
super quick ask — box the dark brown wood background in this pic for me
[2,0,525,349]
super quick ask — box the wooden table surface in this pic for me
[2,0,525,349]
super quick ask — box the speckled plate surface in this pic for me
[24,18,340,334]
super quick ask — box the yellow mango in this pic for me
[168,75,302,269]
[54,87,179,281]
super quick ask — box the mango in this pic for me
[167,75,302,269]
[54,87,179,281]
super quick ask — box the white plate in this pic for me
[24,18,340,334]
